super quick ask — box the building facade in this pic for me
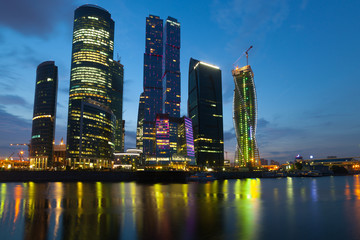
[188,58,224,167]
[163,17,181,156]
[177,116,195,164]
[232,65,260,166]
[30,61,58,168]
[136,92,145,150]
[142,15,164,158]
[110,60,124,152]
[66,5,122,168]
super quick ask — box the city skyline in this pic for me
[0,0,359,163]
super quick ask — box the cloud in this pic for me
[0,106,31,158]
[224,128,236,141]
[0,95,30,107]
[0,0,74,37]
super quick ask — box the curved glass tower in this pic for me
[30,61,58,168]
[67,5,117,168]
[232,65,260,166]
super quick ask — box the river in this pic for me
[1,176,360,240]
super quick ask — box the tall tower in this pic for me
[142,15,163,158]
[110,60,124,152]
[232,65,260,166]
[67,5,120,168]
[30,61,58,168]
[136,92,145,151]
[163,17,181,156]
[188,58,224,167]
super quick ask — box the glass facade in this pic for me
[30,61,58,168]
[67,5,120,168]
[110,60,124,152]
[232,65,260,166]
[142,15,163,157]
[155,113,170,161]
[163,17,181,117]
[136,92,145,150]
[188,58,224,167]
[177,116,195,163]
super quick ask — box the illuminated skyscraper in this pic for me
[163,17,181,156]
[155,113,170,162]
[67,5,122,167]
[232,65,260,166]
[188,58,224,167]
[136,92,145,150]
[30,61,58,168]
[142,15,163,158]
[177,116,195,163]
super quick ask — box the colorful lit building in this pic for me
[188,58,224,167]
[232,65,260,166]
[155,113,170,163]
[66,5,122,168]
[177,116,195,164]
[30,61,58,169]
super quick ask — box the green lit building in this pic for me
[67,5,122,168]
[188,58,224,167]
[232,65,260,166]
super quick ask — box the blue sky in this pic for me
[0,0,359,162]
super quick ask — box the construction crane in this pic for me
[233,45,253,68]
[10,143,30,160]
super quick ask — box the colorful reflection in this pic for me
[1,177,360,239]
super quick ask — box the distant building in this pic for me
[188,58,224,167]
[260,158,268,165]
[232,65,260,167]
[53,138,66,167]
[136,92,145,150]
[270,160,280,166]
[114,149,143,168]
[66,5,122,168]
[30,61,58,169]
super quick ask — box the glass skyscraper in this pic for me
[30,61,58,168]
[136,92,145,151]
[232,65,260,166]
[142,15,164,158]
[163,17,181,156]
[67,5,122,168]
[188,58,224,167]
[110,60,124,152]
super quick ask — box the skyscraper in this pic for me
[188,58,224,167]
[142,15,163,158]
[110,60,124,152]
[163,17,181,156]
[232,65,260,166]
[177,116,195,164]
[136,92,145,151]
[67,5,122,168]
[30,61,58,168]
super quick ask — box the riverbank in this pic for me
[0,170,266,182]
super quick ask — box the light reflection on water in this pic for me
[0,176,360,240]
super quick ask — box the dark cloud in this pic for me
[0,106,31,158]
[0,0,74,37]
[0,95,30,107]
[224,128,236,141]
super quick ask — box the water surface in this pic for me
[1,176,360,240]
